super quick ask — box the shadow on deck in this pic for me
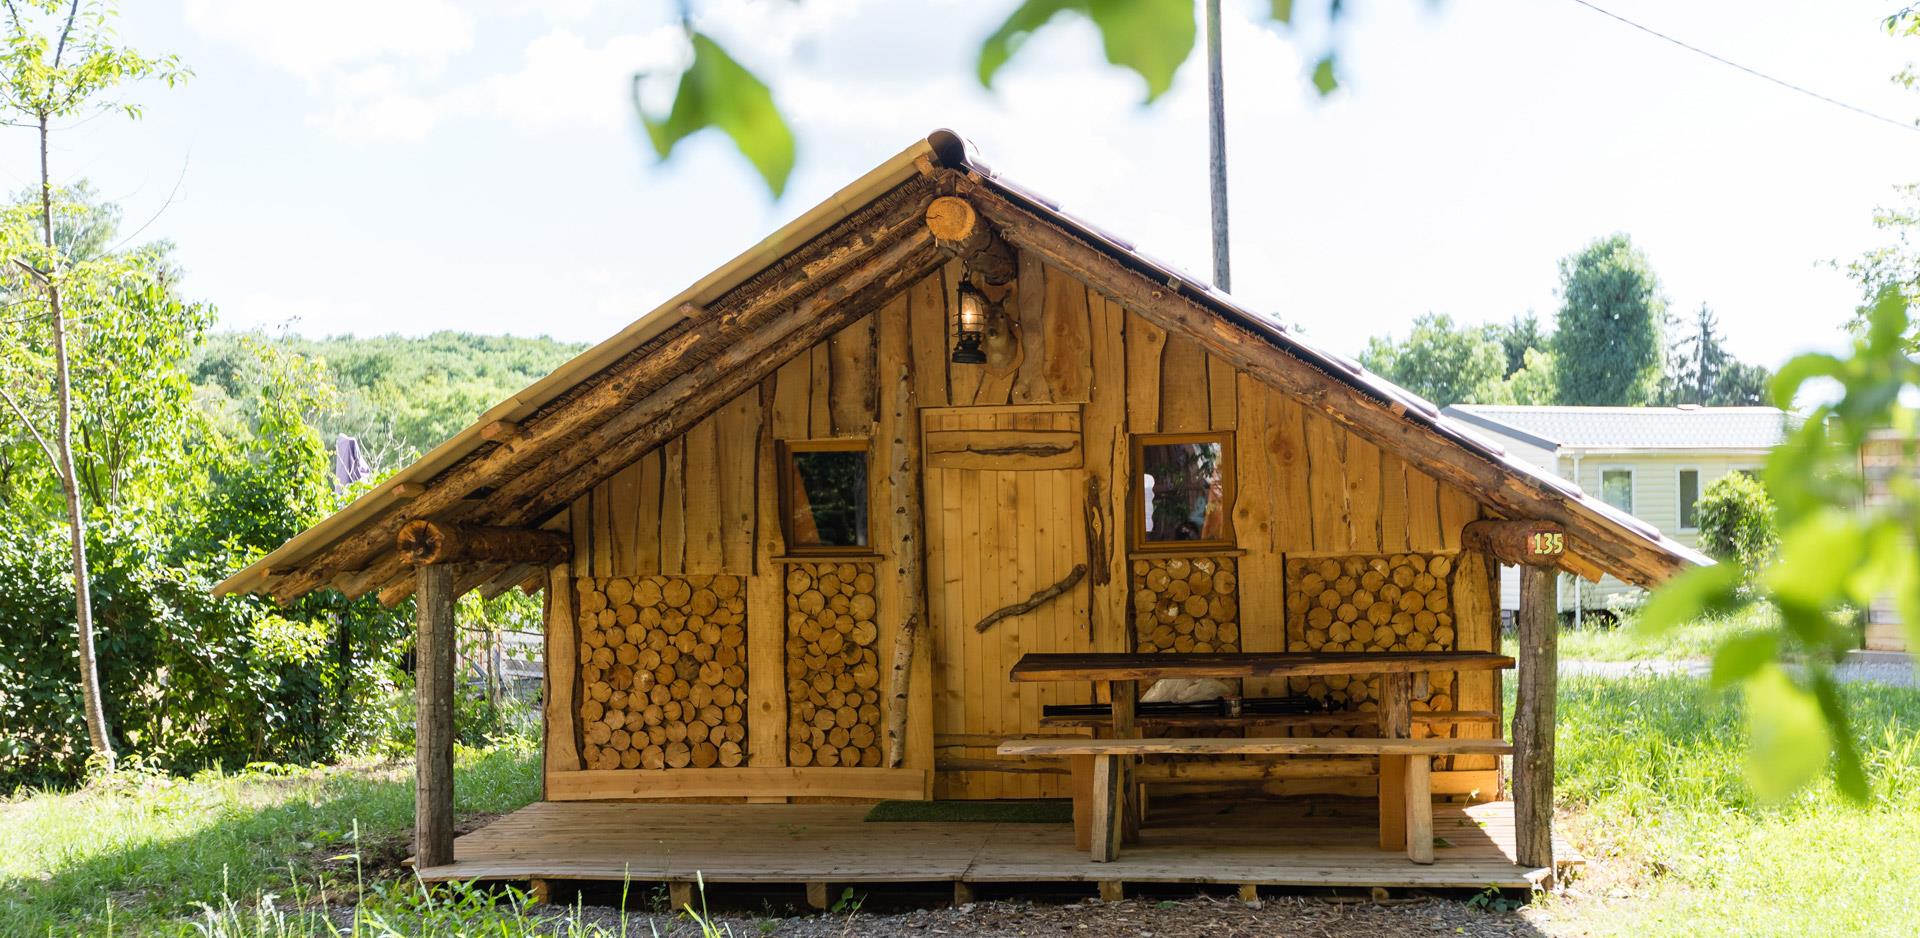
[416,796,1577,895]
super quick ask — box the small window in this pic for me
[1133,433,1234,549]
[780,440,869,552]
[1678,469,1700,530]
[1599,468,1634,514]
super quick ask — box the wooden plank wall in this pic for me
[547,250,1502,802]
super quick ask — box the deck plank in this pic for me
[417,799,1574,891]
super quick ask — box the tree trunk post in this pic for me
[1513,565,1557,872]
[415,563,456,869]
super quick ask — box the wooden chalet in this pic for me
[217,130,1706,901]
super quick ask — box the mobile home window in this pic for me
[780,440,869,552]
[1599,469,1634,514]
[1133,433,1234,548]
[1678,469,1701,530]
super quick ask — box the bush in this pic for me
[1696,473,1779,587]
[0,519,414,790]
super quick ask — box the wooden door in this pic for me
[922,404,1093,799]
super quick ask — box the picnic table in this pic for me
[998,651,1515,863]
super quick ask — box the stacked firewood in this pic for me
[783,562,884,768]
[1284,554,1458,738]
[1131,556,1241,653]
[576,575,748,770]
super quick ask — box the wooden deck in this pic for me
[417,797,1575,892]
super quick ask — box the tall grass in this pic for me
[1550,673,1920,936]
[0,741,540,935]
[1504,605,1779,662]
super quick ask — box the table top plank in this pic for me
[997,736,1516,757]
[1008,651,1514,682]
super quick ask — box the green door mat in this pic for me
[864,799,1073,823]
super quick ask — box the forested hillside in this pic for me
[193,332,586,473]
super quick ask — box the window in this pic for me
[1599,468,1634,514]
[1678,469,1701,531]
[1132,433,1234,549]
[780,440,869,552]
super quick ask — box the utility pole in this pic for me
[1204,0,1231,292]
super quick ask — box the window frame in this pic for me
[777,438,872,556]
[1129,431,1237,552]
[1676,466,1701,532]
[1596,466,1636,516]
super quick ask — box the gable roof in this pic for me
[216,129,1707,605]
[1443,405,1790,452]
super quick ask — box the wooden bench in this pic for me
[997,736,1515,864]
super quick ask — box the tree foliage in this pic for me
[1658,305,1773,406]
[1695,472,1779,590]
[1358,313,1513,406]
[1552,234,1667,405]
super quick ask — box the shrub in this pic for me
[1696,473,1778,588]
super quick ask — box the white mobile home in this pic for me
[1441,405,1787,616]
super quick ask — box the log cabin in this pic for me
[216,130,1706,900]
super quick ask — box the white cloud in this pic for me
[482,28,687,131]
[183,0,476,78]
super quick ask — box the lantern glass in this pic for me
[952,282,989,364]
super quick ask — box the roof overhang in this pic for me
[219,129,1707,604]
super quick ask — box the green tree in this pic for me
[1506,347,1558,405]
[0,0,185,772]
[1358,313,1512,406]
[1658,305,1773,406]
[1491,311,1548,378]
[1551,234,1667,405]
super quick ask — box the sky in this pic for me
[11,0,1920,369]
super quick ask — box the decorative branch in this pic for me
[973,564,1088,633]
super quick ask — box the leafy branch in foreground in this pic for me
[635,0,1352,198]
[1638,287,1920,802]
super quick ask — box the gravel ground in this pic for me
[545,894,1556,938]
[1561,656,1915,688]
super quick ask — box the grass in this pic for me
[4,656,1917,936]
[1544,672,1920,937]
[0,740,541,936]
[1503,604,1778,662]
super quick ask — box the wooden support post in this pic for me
[1090,754,1123,862]
[528,879,551,905]
[1237,883,1261,907]
[1071,754,1094,852]
[952,881,975,906]
[1405,755,1434,864]
[805,881,830,911]
[1377,671,1412,850]
[1110,679,1141,843]
[1097,880,1125,902]
[414,564,455,869]
[1513,565,1558,871]
[668,881,694,912]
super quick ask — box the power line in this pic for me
[1565,0,1920,135]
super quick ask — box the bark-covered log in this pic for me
[396,520,571,566]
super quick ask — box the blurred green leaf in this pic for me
[1741,665,1829,802]
[639,32,795,198]
[1311,52,1339,94]
[979,0,1196,103]
[1762,508,1865,609]
[1710,630,1778,690]
[1270,0,1296,23]
[1633,561,1741,638]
